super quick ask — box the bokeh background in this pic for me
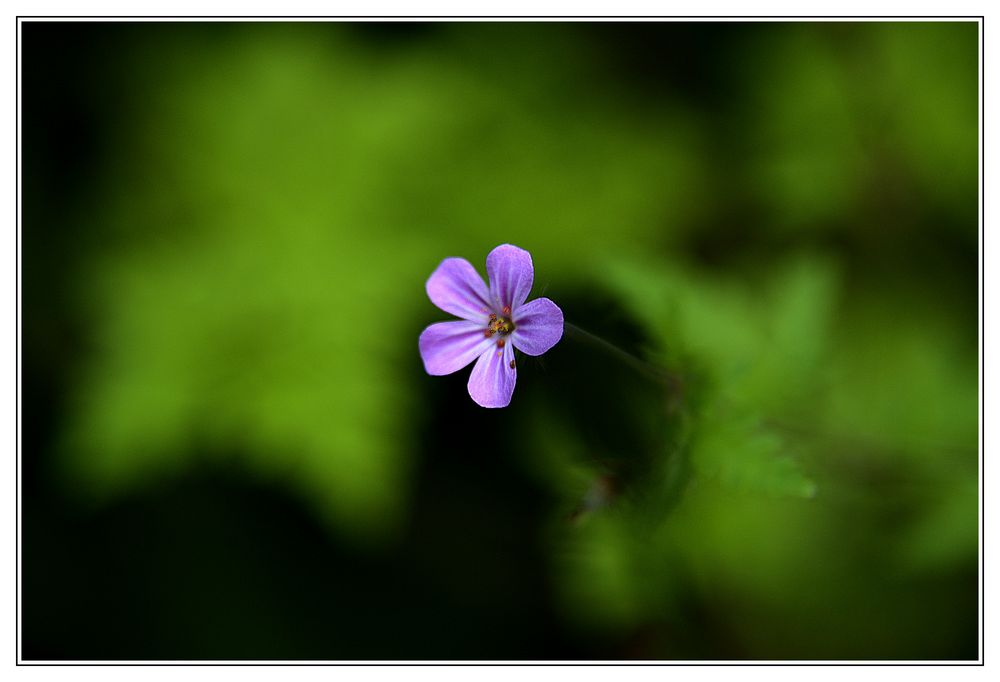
[21,21,979,660]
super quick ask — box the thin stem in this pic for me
[563,322,678,390]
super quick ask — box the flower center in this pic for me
[485,313,515,339]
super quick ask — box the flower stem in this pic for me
[563,321,679,392]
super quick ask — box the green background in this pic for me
[22,21,979,660]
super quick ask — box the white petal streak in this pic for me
[419,321,492,376]
[467,342,516,408]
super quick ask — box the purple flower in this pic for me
[419,244,564,408]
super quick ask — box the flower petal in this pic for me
[511,297,564,356]
[467,342,516,408]
[426,257,493,322]
[486,244,534,312]
[419,321,493,376]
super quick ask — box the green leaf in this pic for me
[691,412,816,498]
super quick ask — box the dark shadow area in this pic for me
[22,454,587,660]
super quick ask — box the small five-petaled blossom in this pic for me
[419,244,564,408]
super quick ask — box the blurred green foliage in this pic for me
[23,21,978,659]
[58,23,710,539]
